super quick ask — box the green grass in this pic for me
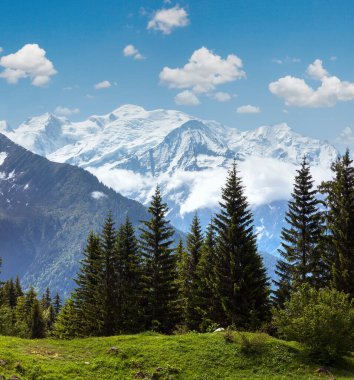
[0,332,353,379]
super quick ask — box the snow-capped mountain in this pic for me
[3,104,339,255]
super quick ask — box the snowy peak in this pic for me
[0,121,12,133]
[129,120,232,175]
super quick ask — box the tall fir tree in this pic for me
[273,157,323,306]
[53,293,62,316]
[175,238,188,325]
[53,296,81,339]
[100,212,118,336]
[196,220,224,329]
[114,216,142,332]
[185,214,204,330]
[214,161,270,328]
[139,186,178,332]
[74,231,104,335]
[320,150,354,298]
[30,299,45,339]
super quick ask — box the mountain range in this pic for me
[1,105,339,256]
[0,133,149,296]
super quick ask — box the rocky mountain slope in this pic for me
[0,133,149,296]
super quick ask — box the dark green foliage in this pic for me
[30,299,45,338]
[73,231,103,336]
[114,216,142,332]
[273,285,354,363]
[196,221,224,330]
[273,158,323,306]
[175,239,188,325]
[213,161,270,328]
[52,293,61,316]
[53,296,81,339]
[184,214,204,330]
[320,150,354,298]
[139,186,178,333]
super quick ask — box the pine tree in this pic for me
[53,293,62,316]
[185,214,204,330]
[139,186,178,332]
[14,276,23,298]
[196,220,224,329]
[100,212,117,336]
[41,287,52,309]
[175,238,188,325]
[214,161,270,328]
[30,299,45,338]
[74,231,103,335]
[114,216,142,333]
[3,279,17,308]
[273,157,323,306]
[320,150,354,298]
[53,296,81,339]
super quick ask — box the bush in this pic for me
[239,332,267,355]
[273,285,354,363]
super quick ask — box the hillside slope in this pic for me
[0,333,353,379]
[0,133,149,296]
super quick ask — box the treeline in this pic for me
[0,273,61,338]
[0,150,353,340]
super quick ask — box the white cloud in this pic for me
[306,59,328,80]
[236,105,260,114]
[123,44,145,60]
[160,47,245,94]
[269,59,354,107]
[333,127,354,153]
[94,80,112,90]
[213,91,232,102]
[0,47,3,53]
[272,57,301,65]
[147,6,189,34]
[330,56,337,61]
[0,44,57,86]
[91,191,108,200]
[54,106,80,117]
[174,90,200,106]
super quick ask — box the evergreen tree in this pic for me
[185,214,204,330]
[53,293,62,316]
[74,231,103,335]
[100,212,117,336]
[196,220,224,329]
[41,287,52,309]
[3,279,17,308]
[14,276,23,298]
[214,161,270,328]
[320,150,354,298]
[114,216,142,332]
[30,299,45,338]
[273,157,323,306]
[175,238,188,325]
[139,186,178,332]
[53,296,81,339]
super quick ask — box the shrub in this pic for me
[223,326,236,343]
[239,332,267,355]
[273,285,354,363]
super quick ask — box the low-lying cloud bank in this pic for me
[88,156,333,217]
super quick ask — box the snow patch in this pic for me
[0,152,7,166]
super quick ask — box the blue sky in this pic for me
[1,0,354,143]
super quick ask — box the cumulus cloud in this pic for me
[123,44,145,60]
[174,90,200,106]
[212,91,232,102]
[160,47,245,94]
[0,44,57,86]
[94,80,112,90]
[147,6,189,34]
[54,106,80,117]
[306,59,328,80]
[236,105,260,114]
[269,59,354,107]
